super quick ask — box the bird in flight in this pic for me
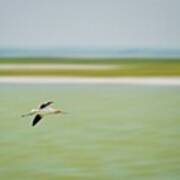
[22,101,63,127]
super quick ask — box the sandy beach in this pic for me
[1,76,180,86]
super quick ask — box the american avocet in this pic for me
[22,101,62,126]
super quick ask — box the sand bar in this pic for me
[0,76,180,86]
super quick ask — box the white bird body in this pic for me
[22,101,62,126]
[30,107,61,116]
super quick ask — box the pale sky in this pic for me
[0,0,180,49]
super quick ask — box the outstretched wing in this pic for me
[32,114,42,126]
[39,101,53,109]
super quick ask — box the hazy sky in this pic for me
[0,0,180,48]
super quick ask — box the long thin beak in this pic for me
[55,110,68,114]
[62,111,68,114]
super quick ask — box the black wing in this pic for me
[32,114,42,126]
[39,101,53,109]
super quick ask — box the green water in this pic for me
[0,84,180,180]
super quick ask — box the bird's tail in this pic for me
[21,112,34,117]
[21,114,29,117]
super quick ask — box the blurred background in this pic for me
[0,0,180,179]
[0,0,180,77]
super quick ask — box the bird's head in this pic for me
[54,109,62,114]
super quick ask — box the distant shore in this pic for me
[0,60,180,77]
[1,76,180,86]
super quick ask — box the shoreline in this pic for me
[0,64,118,70]
[0,76,180,86]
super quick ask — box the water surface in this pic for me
[0,84,180,179]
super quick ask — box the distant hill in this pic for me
[0,47,180,58]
